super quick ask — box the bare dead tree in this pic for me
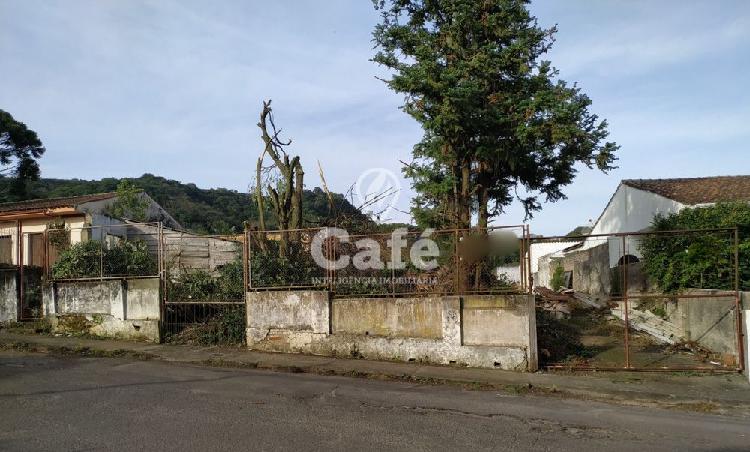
[255,99,304,257]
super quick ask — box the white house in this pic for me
[532,175,750,290]
[582,175,750,267]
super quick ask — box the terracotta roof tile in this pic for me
[622,176,750,205]
[0,193,118,213]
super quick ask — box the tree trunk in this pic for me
[475,169,489,289]
[459,160,472,230]
[291,161,304,230]
[255,156,266,232]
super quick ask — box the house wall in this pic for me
[535,243,611,297]
[529,241,578,275]
[246,291,537,371]
[0,217,87,265]
[46,277,160,342]
[0,269,17,322]
[496,265,521,284]
[584,184,685,267]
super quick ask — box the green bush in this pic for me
[52,239,156,279]
[550,264,566,291]
[168,259,245,301]
[639,202,750,292]
[249,240,321,288]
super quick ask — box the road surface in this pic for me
[0,351,747,451]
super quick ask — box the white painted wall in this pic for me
[528,241,579,274]
[583,184,686,267]
[496,265,521,283]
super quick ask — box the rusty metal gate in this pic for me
[161,230,247,344]
[532,228,744,372]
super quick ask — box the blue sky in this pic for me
[1,0,748,235]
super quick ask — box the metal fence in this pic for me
[246,225,532,297]
[161,232,246,340]
[531,228,744,372]
[45,222,164,281]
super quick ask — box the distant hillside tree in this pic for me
[0,174,368,234]
[0,109,45,199]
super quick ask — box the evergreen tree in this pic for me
[372,0,618,229]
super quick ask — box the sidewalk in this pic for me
[1,329,748,417]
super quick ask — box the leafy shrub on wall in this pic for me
[52,239,156,278]
[168,259,245,302]
[639,202,750,292]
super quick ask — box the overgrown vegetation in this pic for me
[104,180,149,222]
[165,259,246,345]
[639,203,750,292]
[168,260,245,301]
[535,308,584,365]
[51,239,156,278]
[550,265,566,291]
[248,240,321,289]
[166,307,246,346]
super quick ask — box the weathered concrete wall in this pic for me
[246,291,537,371]
[615,290,740,360]
[462,295,535,347]
[536,243,611,299]
[0,270,17,322]
[47,277,160,342]
[679,291,737,356]
[126,278,161,320]
[332,297,443,339]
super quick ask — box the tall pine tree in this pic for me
[372,0,618,229]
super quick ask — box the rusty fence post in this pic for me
[733,227,745,372]
[621,234,631,369]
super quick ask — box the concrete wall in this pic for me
[47,277,160,342]
[536,243,611,297]
[615,290,740,362]
[529,241,579,275]
[0,270,17,322]
[246,291,537,371]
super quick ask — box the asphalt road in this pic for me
[0,351,747,451]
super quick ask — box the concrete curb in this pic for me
[1,330,749,417]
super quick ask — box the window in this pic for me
[28,233,45,267]
[0,236,12,265]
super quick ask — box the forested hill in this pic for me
[0,173,366,234]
